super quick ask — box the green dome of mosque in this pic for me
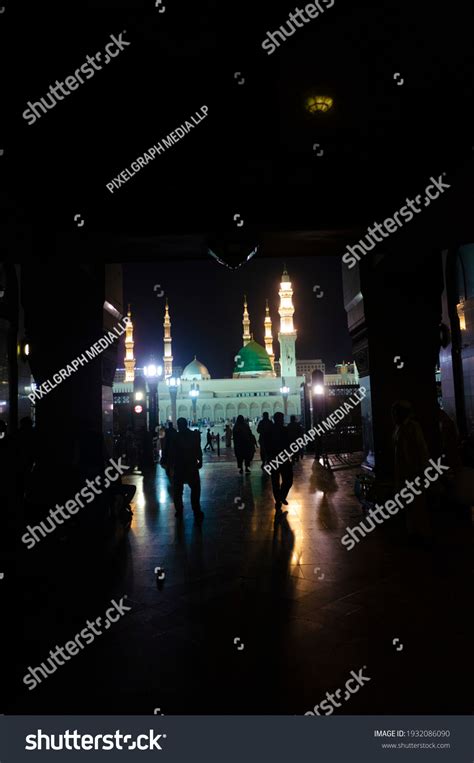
[233,339,273,375]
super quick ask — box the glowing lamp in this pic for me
[305,95,333,114]
[457,300,466,331]
[144,364,156,378]
[134,404,143,414]
[313,384,324,395]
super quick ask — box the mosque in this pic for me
[113,268,306,424]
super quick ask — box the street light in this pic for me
[143,363,163,379]
[144,362,163,432]
[279,377,290,422]
[166,375,181,426]
[311,369,329,466]
[189,383,200,425]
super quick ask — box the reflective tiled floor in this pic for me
[16,451,472,715]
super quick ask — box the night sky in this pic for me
[123,255,352,378]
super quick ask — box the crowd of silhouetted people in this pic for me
[151,402,474,532]
[151,412,307,522]
[2,397,473,540]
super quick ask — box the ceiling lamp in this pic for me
[305,95,334,114]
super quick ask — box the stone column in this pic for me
[343,252,443,478]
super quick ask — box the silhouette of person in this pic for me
[225,424,232,448]
[267,411,293,515]
[123,426,137,470]
[438,405,462,470]
[204,428,214,451]
[14,416,36,499]
[257,412,273,470]
[392,400,431,543]
[170,417,204,522]
[0,420,10,509]
[0,419,8,451]
[287,414,304,462]
[161,421,177,477]
[233,415,257,473]
[157,424,166,459]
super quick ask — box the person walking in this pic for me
[0,420,11,514]
[287,414,304,462]
[14,416,37,500]
[257,411,273,470]
[267,411,293,517]
[392,400,431,544]
[170,418,204,522]
[160,421,177,478]
[225,424,232,448]
[204,428,214,451]
[232,415,257,473]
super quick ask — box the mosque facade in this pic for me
[113,268,306,424]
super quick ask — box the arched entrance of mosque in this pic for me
[202,403,212,421]
[249,402,260,420]
[237,402,249,418]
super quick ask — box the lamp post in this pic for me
[189,383,200,425]
[312,369,329,467]
[133,377,147,430]
[165,375,181,426]
[279,377,290,422]
[144,362,163,433]
[133,375,148,467]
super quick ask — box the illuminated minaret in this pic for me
[163,298,173,377]
[264,299,275,371]
[242,295,251,346]
[124,304,136,382]
[278,267,297,377]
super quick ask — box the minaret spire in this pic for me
[264,298,275,372]
[163,297,173,377]
[124,304,136,382]
[242,295,251,346]
[278,268,297,377]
